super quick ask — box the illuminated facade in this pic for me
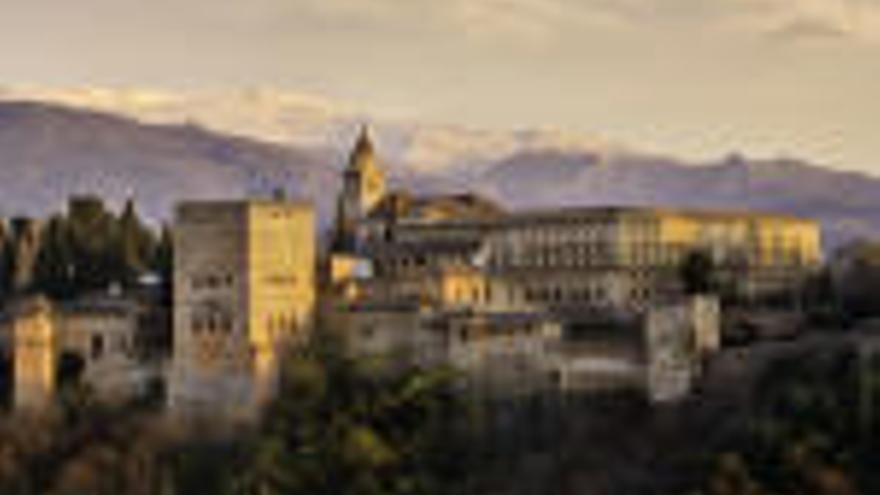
[368,207,821,314]
[169,200,315,420]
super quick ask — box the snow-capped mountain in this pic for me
[0,91,878,250]
[0,86,616,178]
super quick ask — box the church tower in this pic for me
[335,126,386,252]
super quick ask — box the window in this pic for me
[91,334,105,360]
[191,314,203,334]
[221,314,232,333]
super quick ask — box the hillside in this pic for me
[0,101,339,222]
[0,100,878,248]
[475,151,880,247]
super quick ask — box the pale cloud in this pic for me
[285,0,880,43]
[768,17,850,41]
[581,0,880,42]
[287,0,622,44]
[729,0,880,42]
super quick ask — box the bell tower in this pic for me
[336,126,386,251]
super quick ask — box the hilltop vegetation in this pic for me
[0,336,475,495]
[0,196,172,303]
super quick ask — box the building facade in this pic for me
[169,200,315,420]
[331,132,821,319]
[1,295,147,412]
[325,131,819,402]
[361,206,820,318]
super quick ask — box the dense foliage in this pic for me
[0,196,171,302]
[832,241,880,320]
[232,337,475,495]
[678,347,880,495]
[0,337,476,495]
[680,249,717,295]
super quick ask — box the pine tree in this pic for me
[0,227,11,301]
[152,224,174,306]
[66,196,121,294]
[118,198,155,287]
[34,215,75,300]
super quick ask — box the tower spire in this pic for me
[334,124,386,253]
[349,124,375,169]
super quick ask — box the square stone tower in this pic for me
[169,200,315,420]
[11,297,57,413]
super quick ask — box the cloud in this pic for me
[769,17,850,41]
[648,0,880,42]
[288,0,620,44]
[750,0,880,42]
[225,0,880,45]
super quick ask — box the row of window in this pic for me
[191,273,235,290]
[191,312,234,334]
[449,286,492,305]
[496,224,619,245]
[191,313,301,336]
[523,286,610,304]
[378,237,810,274]
[266,313,299,336]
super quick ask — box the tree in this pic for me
[0,230,12,301]
[151,224,173,307]
[67,196,120,293]
[117,198,155,286]
[832,241,880,319]
[33,216,75,300]
[232,334,474,495]
[680,249,717,295]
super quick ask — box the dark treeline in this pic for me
[0,334,477,495]
[7,335,877,495]
[828,241,880,321]
[0,196,172,303]
[668,347,879,495]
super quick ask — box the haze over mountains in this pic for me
[0,87,878,249]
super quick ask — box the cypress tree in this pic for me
[34,215,75,300]
[152,224,174,306]
[118,198,155,286]
[0,223,11,300]
[67,196,118,293]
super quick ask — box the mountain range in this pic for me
[0,89,878,250]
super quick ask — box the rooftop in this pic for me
[390,204,818,229]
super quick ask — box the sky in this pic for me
[0,0,879,174]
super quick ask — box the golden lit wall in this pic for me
[246,202,315,349]
[170,200,316,419]
[12,301,56,412]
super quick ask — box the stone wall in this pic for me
[169,200,316,421]
[5,295,146,413]
[645,296,721,402]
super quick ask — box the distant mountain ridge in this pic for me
[0,86,617,177]
[0,101,339,222]
[0,99,878,250]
